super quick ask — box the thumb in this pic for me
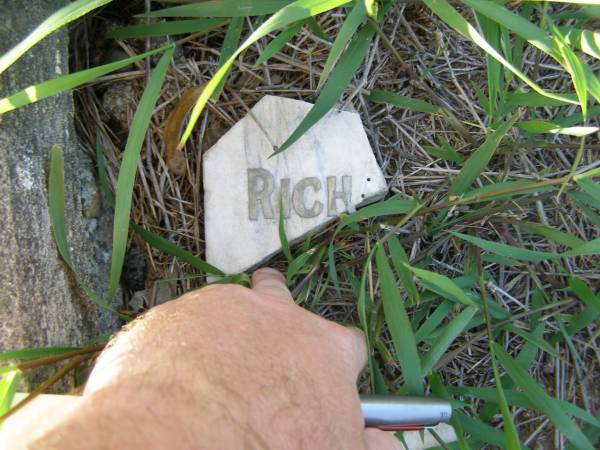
[252,268,293,303]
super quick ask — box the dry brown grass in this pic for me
[72,2,599,447]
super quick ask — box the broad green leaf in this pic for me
[560,27,600,61]
[387,237,419,305]
[0,46,167,114]
[517,120,598,137]
[107,48,174,302]
[423,0,576,106]
[341,197,418,226]
[107,18,226,38]
[277,24,375,152]
[0,370,21,418]
[317,1,367,89]
[0,0,112,75]
[178,0,349,149]
[494,343,594,450]
[408,266,477,308]
[375,245,423,395]
[449,116,518,197]
[143,0,295,18]
[49,146,125,319]
[366,89,439,114]
[454,232,600,262]
[421,306,477,375]
[213,16,244,100]
[254,20,304,66]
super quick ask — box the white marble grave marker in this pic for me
[203,95,387,274]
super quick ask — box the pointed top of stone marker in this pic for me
[203,95,387,275]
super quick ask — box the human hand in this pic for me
[27,268,401,449]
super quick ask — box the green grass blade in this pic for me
[424,140,464,164]
[107,48,174,303]
[576,178,600,202]
[0,370,21,419]
[494,343,594,450]
[460,180,557,203]
[277,24,375,153]
[552,6,600,22]
[306,16,331,41]
[254,20,304,66]
[560,27,600,61]
[521,223,585,249]
[131,223,224,276]
[451,386,600,428]
[49,145,126,319]
[516,120,598,137]
[341,197,417,226]
[212,16,244,100]
[421,306,477,375]
[374,245,423,395]
[428,373,472,450]
[0,46,168,114]
[423,0,576,105]
[387,237,419,305]
[460,0,600,105]
[366,89,439,114]
[317,1,367,89]
[454,232,600,262]
[107,18,226,38]
[449,115,518,197]
[0,0,113,75]
[142,0,295,18]
[408,266,477,308]
[506,91,577,107]
[569,278,600,314]
[96,135,221,275]
[415,301,453,343]
[500,324,559,358]
[0,347,80,362]
[550,23,588,120]
[490,349,521,450]
[278,205,293,262]
[178,0,349,149]
[474,12,501,117]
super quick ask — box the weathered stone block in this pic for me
[203,95,387,274]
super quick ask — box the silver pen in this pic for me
[360,396,452,431]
